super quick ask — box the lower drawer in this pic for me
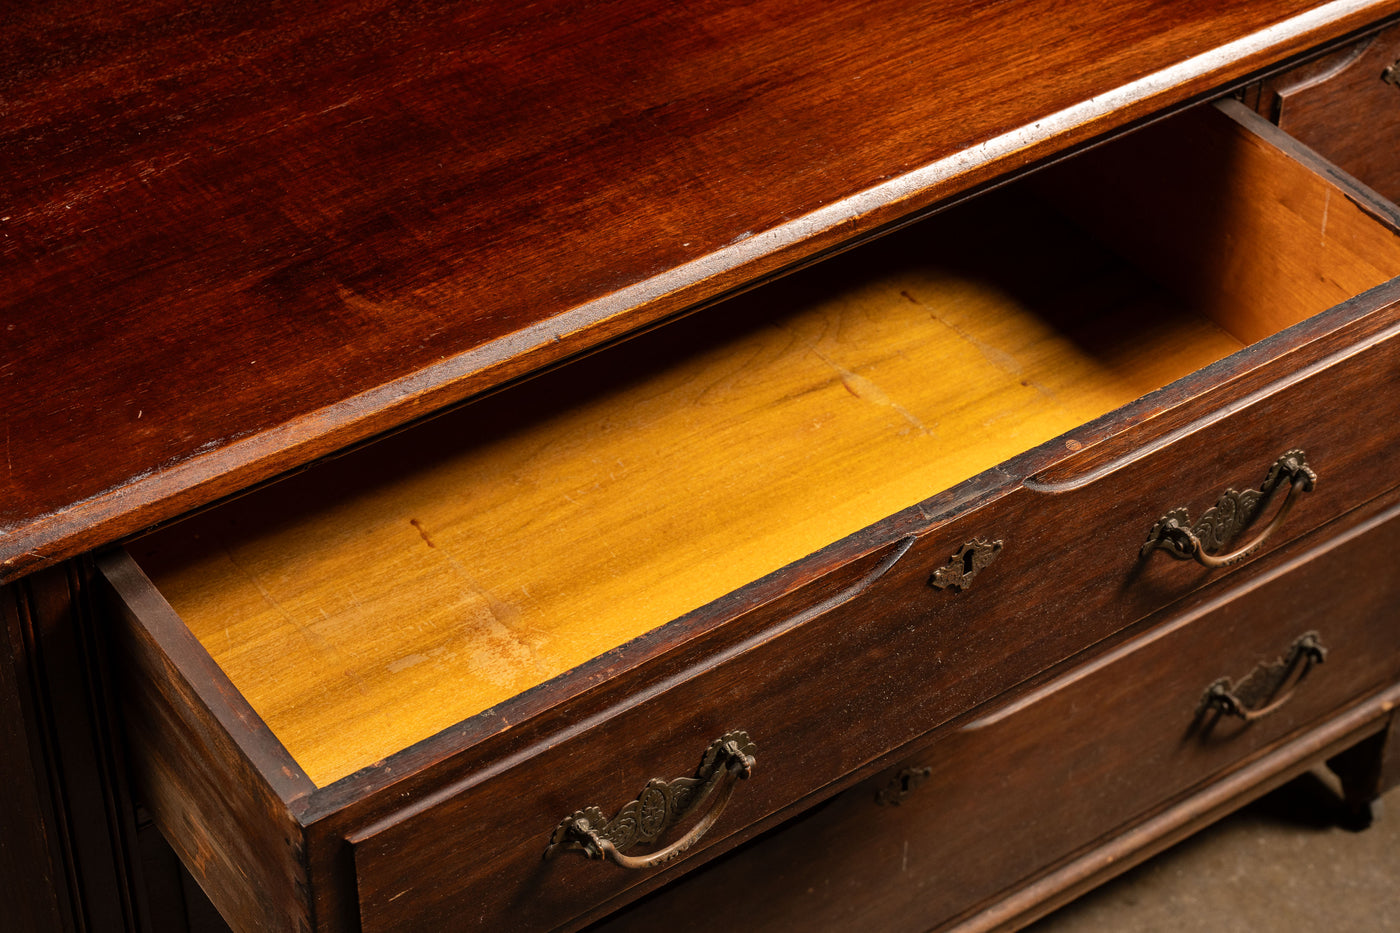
[591,491,1400,933]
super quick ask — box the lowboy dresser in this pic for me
[5,3,1400,931]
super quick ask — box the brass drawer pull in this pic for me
[544,731,757,870]
[1141,449,1316,568]
[1201,632,1327,722]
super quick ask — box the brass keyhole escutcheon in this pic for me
[876,766,933,806]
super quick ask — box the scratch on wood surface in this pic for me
[387,652,428,674]
[901,288,1025,374]
[335,283,424,325]
[901,287,1064,405]
[316,94,361,117]
[1321,188,1330,247]
[386,645,455,674]
[405,517,552,653]
[805,343,931,436]
[410,517,436,547]
[219,544,371,696]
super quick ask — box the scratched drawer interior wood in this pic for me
[590,486,1400,933]
[103,99,1400,933]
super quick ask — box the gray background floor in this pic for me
[1028,768,1400,932]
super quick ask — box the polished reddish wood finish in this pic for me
[5,1,1400,583]
[9,6,1400,933]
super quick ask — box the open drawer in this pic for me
[100,100,1400,933]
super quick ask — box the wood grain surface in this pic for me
[103,552,314,933]
[1042,100,1400,344]
[342,421,1400,933]
[107,227,1400,933]
[5,0,1399,582]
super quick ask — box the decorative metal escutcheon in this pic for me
[1141,449,1316,569]
[544,731,757,870]
[876,766,933,806]
[929,539,1003,591]
[1200,631,1327,723]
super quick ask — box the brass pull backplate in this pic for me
[1141,449,1315,568]
[545,731,756,870]
[1200,632,1327,723]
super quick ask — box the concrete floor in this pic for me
[1028,769,1400,932]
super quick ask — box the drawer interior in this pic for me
[125,102,1400,788]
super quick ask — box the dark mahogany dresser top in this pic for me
[4,0,1397,581]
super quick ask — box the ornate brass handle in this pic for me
[1201,632,1327,723]
[544,731,757,870]
[1141,450,1316,568]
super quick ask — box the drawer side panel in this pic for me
[100,552,314,933]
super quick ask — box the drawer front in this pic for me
[1252,20,1400,204]
[590,491,1400,933]
[345,305,1400,933]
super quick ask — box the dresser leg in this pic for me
[1326,710,1400,831]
